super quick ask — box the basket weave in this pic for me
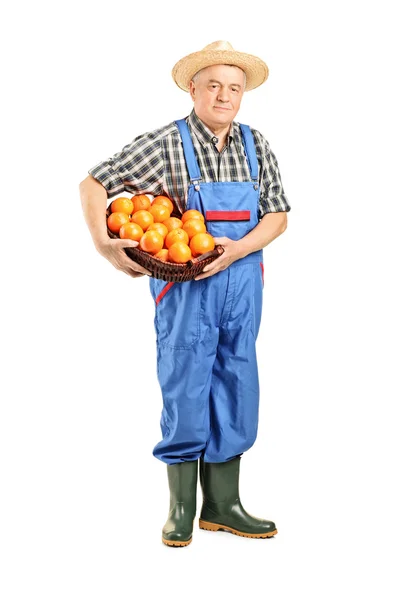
[106,205,224,282]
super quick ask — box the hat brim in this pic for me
[172,49,269,92]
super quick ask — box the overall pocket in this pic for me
[151,279,201,349]
[205,209,252,242]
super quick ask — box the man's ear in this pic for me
[189,80,196,101]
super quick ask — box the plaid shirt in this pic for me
[88,109,291,221]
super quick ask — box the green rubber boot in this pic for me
[162,460,198,547]
[199,457,277,538]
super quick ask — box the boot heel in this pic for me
[199,519,221,532]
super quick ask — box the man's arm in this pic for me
[194,212,287,280]
[79,175,110,251]
[236,211,287,256]
[79,175,152,278]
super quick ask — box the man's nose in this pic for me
[217,87,230,102]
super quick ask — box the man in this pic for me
[80,41,290,547]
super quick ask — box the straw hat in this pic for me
[172,40,269,92]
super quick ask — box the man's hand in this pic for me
[194,237,243,280]
[96,238,152,278]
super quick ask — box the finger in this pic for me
[120,264,149,277]
[194,271,212,281]
[202,257,225,272]
[194,266,222,280]
[119,240,139,248]
[131,269,152,276]
[125,262,152,276]
[132,268,152,276]
[127,269,146,278]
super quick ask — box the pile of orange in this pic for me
[107,194,215,263]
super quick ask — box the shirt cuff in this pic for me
[258,194,291,219]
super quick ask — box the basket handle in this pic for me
[187,244,224,267]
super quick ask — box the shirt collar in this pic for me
[187,109,236,147]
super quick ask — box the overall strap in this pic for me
[175,119,202,182]
[239,124,259,181]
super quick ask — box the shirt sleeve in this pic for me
[88,131,164,199]
[252,129,291,220]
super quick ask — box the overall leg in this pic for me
[151,274,226,464]
[200,263,277,537]
[204,263,262,462]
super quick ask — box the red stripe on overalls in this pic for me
[206,210,251,221]
[260,262,264,285]
[156,282,175,305]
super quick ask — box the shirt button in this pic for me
[212,136,218,144]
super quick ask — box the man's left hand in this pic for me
[194,236,243,280]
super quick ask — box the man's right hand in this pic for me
[96,238,152,278]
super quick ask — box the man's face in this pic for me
[189,64,245,130]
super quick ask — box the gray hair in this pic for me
[192,64,246,88]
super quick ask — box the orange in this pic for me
[154,249,169,262]
[132,194,151,213]
[139,230,164,254]
[148,204,171,223]
[110,197,134,215]
[165,228,189,248]
[152,195,174,214]
[131,209,154,231]
[181,209,205,224]
[189,232,215,257]
[107,211,130,234]
[147,222,168,238]
[168,242,192,264]
[163,217,183,232]
[183,218,207,239]
[119,222,144,241]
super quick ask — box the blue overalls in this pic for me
[149,118,264,465]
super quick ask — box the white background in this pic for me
[1,0,399,598]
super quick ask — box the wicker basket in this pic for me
[106,205,224,282]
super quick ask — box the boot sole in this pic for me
[162,536,192,547]
[199,520,278,538]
